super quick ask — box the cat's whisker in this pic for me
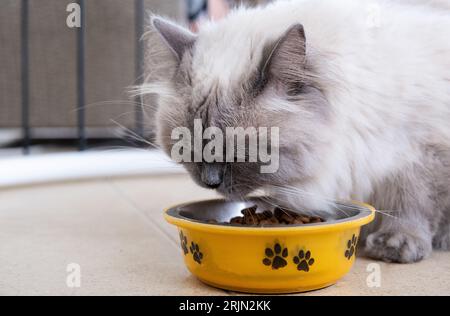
[71,99,158,113]
[95,147,185,170]
[266,184,410,221]
[268,184,339,207]
[110,119,160,148]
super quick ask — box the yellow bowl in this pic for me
[164,198,375,294]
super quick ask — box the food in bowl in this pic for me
[164,198,375,294]
[208,205,325,226]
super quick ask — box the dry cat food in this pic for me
[208,205,325,226]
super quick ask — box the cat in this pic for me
[140,0,450,263]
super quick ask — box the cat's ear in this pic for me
[152,17,197,61]
[262,24,306,92]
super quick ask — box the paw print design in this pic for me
[179,231,188,255]
[190,241,203,264]
[262,243,288,269]
[345,234,358,260]
[293,250,315,272]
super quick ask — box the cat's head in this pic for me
[143,16,331,199]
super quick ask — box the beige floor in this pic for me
[0,174,449,296]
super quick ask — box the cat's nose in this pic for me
[201,164,224,189]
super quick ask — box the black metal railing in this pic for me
[21,0,30,154]
[135,0,145,139]
[76,0,86,151]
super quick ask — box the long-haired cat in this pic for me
[141,0,450,263]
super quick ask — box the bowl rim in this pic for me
[164,198,376,235]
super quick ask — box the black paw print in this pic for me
[293,250,315,272]
[179,231,188,255]
[262,243,288,269]
[345,234,358,260]
[190,242,203,264]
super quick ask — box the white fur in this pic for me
[188,0,450,210]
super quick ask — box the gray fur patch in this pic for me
[362,144,450,263]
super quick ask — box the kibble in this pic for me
[217,205,325,226]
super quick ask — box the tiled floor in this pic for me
[1,174,449,296]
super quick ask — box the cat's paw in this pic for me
[365,231,431,263]
[433,231,450,250]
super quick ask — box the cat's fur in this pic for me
[141,0,450,263]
